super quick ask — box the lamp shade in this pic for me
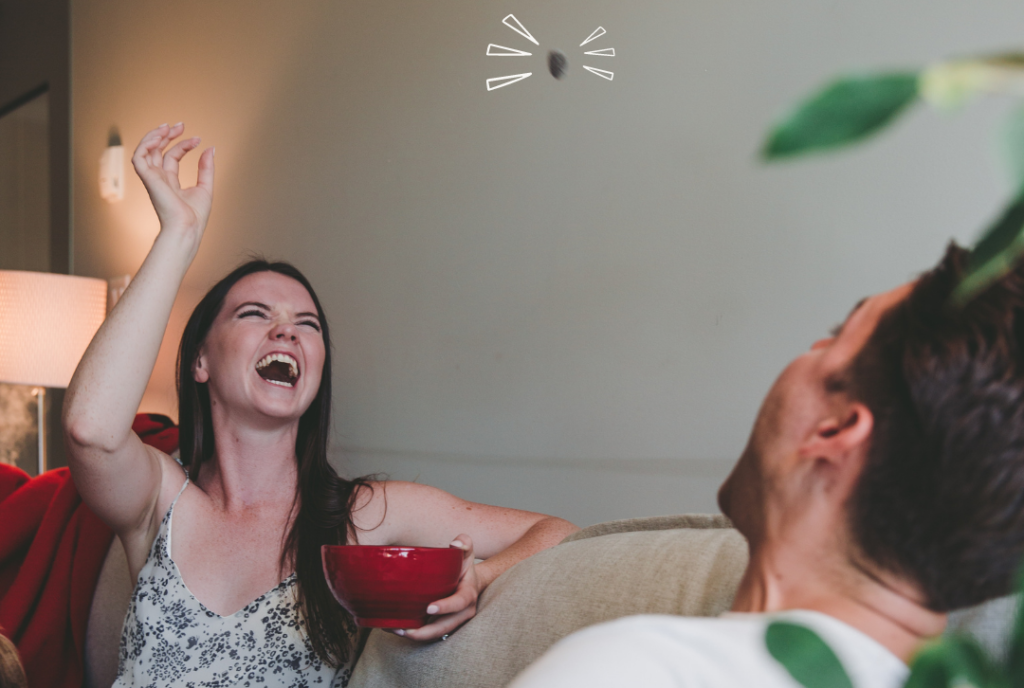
[0,270,107,388]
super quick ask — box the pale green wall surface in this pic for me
[72,0,1024,525]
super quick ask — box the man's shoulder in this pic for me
[574,612,769,644]
[510,611,908,688]
[571,611,783,648]
[510,613,797,688]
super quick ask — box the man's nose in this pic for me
[810,337,834,351]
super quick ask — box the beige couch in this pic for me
[84,514,1018,688]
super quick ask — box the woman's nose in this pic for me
[271,322,297,342]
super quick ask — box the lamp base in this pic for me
[33,387,46,475]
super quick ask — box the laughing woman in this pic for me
[63,124,578,687]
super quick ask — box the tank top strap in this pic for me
[172,475,189,505]
[163,475,190,555]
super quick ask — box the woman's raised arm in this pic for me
[63,124,214,553]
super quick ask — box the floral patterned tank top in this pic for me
[113,478,355,687]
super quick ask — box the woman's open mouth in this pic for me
[255,353,300,387]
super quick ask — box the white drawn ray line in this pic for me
[486,72,533,91]
[584,48,615,57]
[487,43,532,57]
[502,14,539,46]
[583,66,614,81]
[580,27,606,47]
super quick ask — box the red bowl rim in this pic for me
[322,544,459,553]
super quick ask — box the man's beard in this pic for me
[721,459,768,548]
[719,381,785,540]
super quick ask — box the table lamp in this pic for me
[0,270,107,474]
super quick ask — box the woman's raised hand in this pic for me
[132,123,215,244]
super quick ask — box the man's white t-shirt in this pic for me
[509,610,908,688]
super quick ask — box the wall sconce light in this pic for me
[99,128,124,203]
[0,271,108,474]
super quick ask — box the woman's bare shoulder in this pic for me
[118,447,189,579]
[152,452,192,518]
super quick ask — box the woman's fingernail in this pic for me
[159,123,168,128]
[450,540,464,549]
[174,122,183,127]
[426,605,439,614]
[394,629,405,636]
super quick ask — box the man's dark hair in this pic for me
[844,243,1024,612]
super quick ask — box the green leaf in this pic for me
[765,622,854,688]
[763,73,920,159]
[905,643,953,688]
[906,637,1006,688]
[1000,103,1024,191]
[952,188,1024,306]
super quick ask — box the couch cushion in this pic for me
[348,514,747,688]
[84,536,133,688]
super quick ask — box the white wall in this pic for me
[72,0,1024,526]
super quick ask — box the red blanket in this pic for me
[0,413,178,688]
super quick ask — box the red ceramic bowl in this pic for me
[322,545,463,629]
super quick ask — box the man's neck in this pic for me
[731,543,947,662]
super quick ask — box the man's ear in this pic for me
[193,351,210,384]
[801,402,874,465]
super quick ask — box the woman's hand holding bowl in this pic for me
[394,534,480,642]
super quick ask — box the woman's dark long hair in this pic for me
[177,259,370,666]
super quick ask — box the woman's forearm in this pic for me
[474,516,579,590]
[64,230,198,454]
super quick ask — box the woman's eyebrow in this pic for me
[233,301,270,312]
[296,311,320,320]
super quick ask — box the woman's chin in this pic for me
[249,387,312,420]
[260,399,310,419]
